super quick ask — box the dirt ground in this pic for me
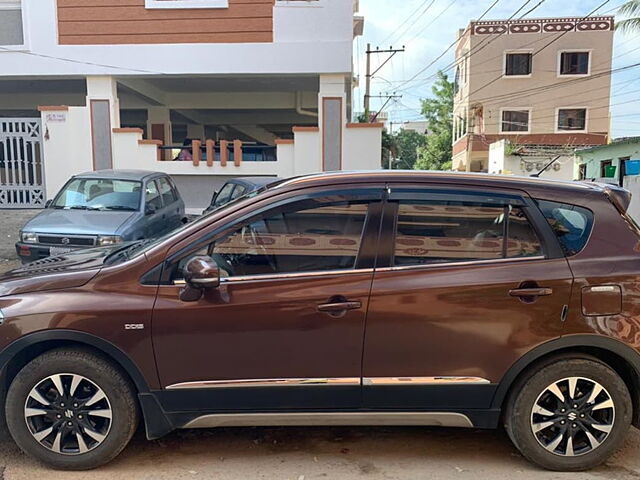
[0,425,638,479]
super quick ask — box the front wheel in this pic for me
[5,349,139,470]
[505,356,632,471]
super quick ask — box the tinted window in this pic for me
[393,200,542,266]
[560,52,589,75]
[180,200,370,278]
[505,53,532,76]
[213,183,235,207]
[145,180,163,211]
[230,185,247,201]
[536,200,594,256]
[157,177,176,206]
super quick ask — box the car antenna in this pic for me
[530,155,562,178]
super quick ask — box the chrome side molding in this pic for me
[182,412,474,429]
[166,377,361,390]
[363,376,491,386]
[166,376,491,390]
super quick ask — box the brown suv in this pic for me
[0,171,639,471]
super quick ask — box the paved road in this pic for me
[0,424,639,479]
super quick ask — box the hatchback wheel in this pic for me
[506,356,632,471]
[5,349,139,470]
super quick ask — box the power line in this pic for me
[379,0,434,46]
[394,0,504,91]
[404,0,461,46]
[467,0,613,98]
[387,0,438,47]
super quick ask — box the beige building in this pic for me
[452,16,614,172]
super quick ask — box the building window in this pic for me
[560,52,590,75]
[578,164,587,180]
[0,0,23,46]
[501,110,530,133]
[505,53,532,76]
[600,159,613,178]
[557,108,587,131]
[145,0,229,9]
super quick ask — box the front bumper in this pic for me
[15,242,83,264]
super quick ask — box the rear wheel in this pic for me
[5,349,139,470]
[505,356,632,471]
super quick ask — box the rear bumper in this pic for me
[14,242,82,264]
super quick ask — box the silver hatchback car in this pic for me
[16,170,186,263]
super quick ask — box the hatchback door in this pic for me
[362,185,574,415]
[151,186,383,412]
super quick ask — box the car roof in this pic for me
[273,170,606,196]
[73,169,164,181]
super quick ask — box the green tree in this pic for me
[414,70,454,171]
[618,1,640,32]
[393,129,427,169]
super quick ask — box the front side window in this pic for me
[560,52,590,75]
[393,200,542,267]
[502,110,530,133]
[558,108,587,131]
[505,53,532,76]
[536,200,593,256]
[0,0,23,46]
[52,179,142,211]
[180,199,371,279]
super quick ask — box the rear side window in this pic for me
[536,200,594,256]
[214,183,235,207]
[393,200,543,266]
[157,177,177,205]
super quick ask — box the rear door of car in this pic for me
[144,179,165,237]
[157,176,182,230]
[362,184,574,414]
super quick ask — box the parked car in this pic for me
[16,170,186,264]
[203,176,278,214]
[1,171,640,471]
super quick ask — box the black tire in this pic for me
[5,348,139,470]
[505,354,632,471]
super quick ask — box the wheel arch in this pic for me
[492,335,640,426]
[0,330,151,395]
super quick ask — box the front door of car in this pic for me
[362,185,574,413]
[151,187,383,411]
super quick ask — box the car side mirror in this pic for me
[45,199,52,208]
[145,204,156,216]
[179,256,220,302]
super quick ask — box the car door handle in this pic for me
[317,301,362,313]
[509,287,553,298]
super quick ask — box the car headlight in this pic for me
[20,232,38,243]
[96,235,122,246]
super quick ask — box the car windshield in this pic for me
[53,178,142,211]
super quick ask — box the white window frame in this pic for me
[503,50,533,79]
[145,0,229,9]
[0,0,28,50]
[499,108,531,134]
[557,50,592,78]
[555,107,588,133]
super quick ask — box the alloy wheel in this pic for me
[23,373,112,455]
[530,376,615,457]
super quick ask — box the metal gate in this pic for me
[0,118,45,208]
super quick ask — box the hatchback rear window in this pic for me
[536,200,594,256]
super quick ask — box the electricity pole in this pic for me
[364,44,405,122]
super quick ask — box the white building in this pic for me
[0,0,382,209]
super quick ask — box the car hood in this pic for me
[0,247,115,297]
[24,209,137,235]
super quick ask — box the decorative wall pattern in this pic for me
[472,17,614,35]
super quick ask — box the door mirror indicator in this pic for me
[180,256,221,302]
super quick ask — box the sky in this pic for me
[354,0,640,138]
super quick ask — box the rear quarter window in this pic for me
[536,200,594,256]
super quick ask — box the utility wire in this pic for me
[379,0,435,46]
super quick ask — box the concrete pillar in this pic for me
[147,107,172,160]
[85,76,120,170]
[319,74,348,172]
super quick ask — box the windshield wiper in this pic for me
[67,205,102,211]
[102,206,136,211]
